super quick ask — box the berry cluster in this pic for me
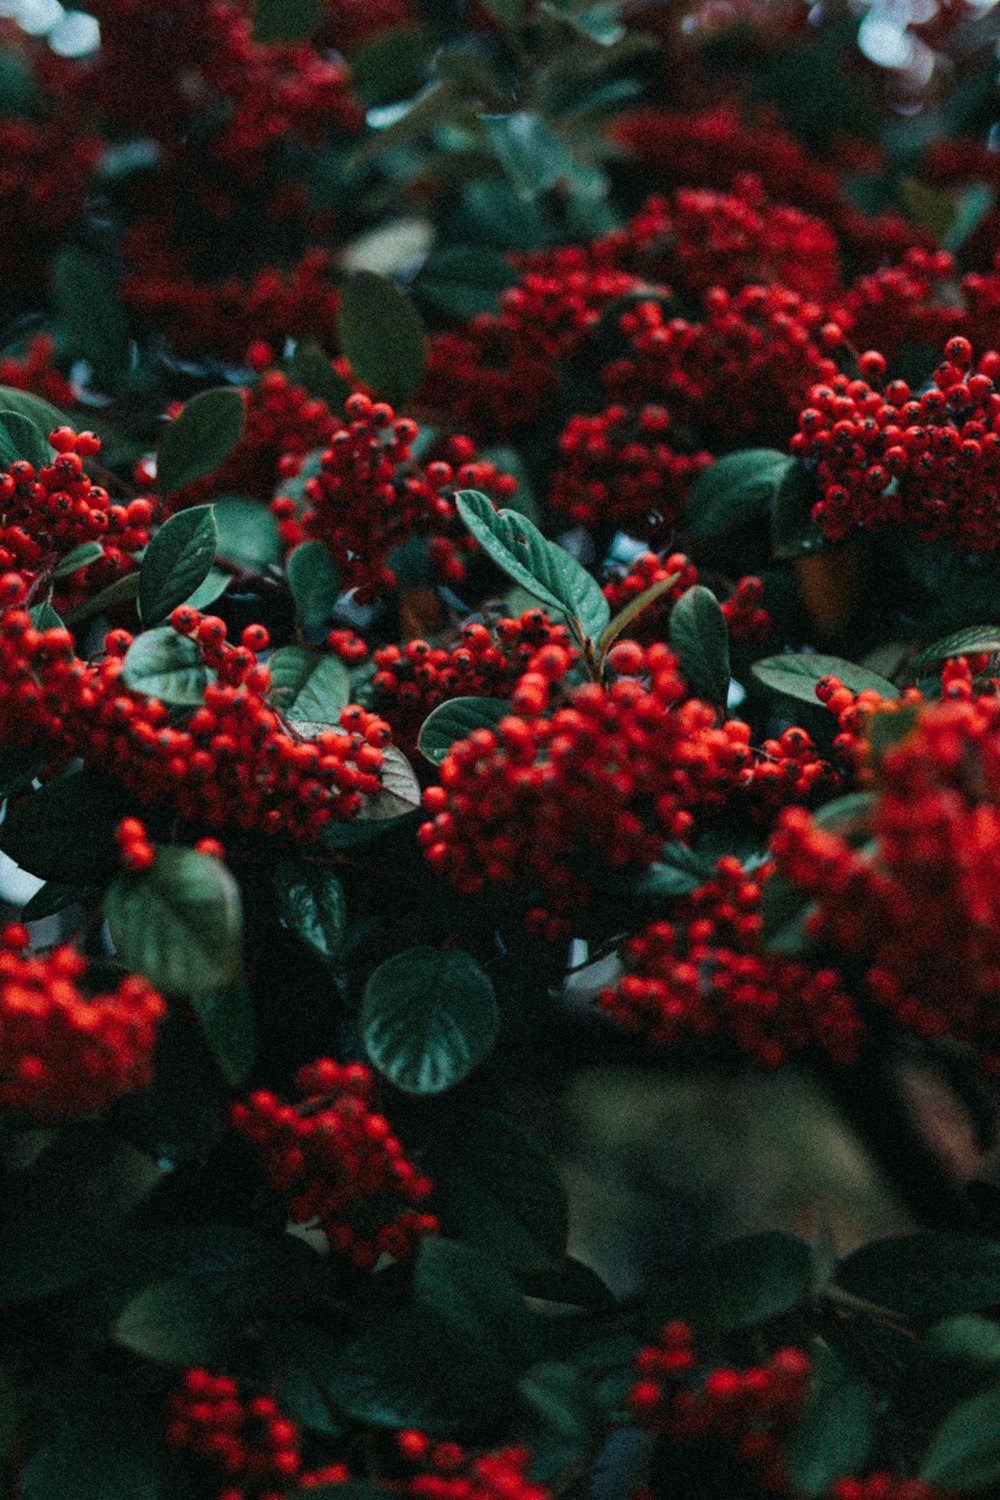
[272,394,517,600]
[598,857,863,1067]
[771,691,1000,1071]
[0,113,101,296]
[396,1432,547,1500]
[115,816,155,874]
[0,333,75,408]
[372,612,576,751]
[231,1058,438,1268]
[603,552,770,645]
[550,404,712,536]
[790,336,1000,550]
[0,923,164,1123]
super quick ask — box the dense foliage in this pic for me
[7,0,1000,1496]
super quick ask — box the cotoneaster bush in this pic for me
[5,1,1000,1498]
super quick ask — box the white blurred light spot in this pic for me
[49,9,99,54]
[858,9,915,68]
[0,850,43,905]
[13,0,64,35]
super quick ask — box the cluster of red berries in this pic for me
[598,857,863,1067]
[812,674,919,772]
[162,368,337,508]
[272,393,517,600]
[842,249,963,362]
[771,690,1000,1072]
[603,552,771,645]
[396,1432,546,1500]
[167,1370,347,1500]
[115,816,155,874]
[790,336,1000,550]
[372,611,576,750]
[550,404,712,535]
[0,333,75,408]
[0,115,101,295]
[0,923,164,1123]
[231,1059,438,1268]
[122,248,342,364]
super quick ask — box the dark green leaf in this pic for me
[770,460,825,559]
[274,859,346,963]
[597,571,680,657]
[426,1105,568,1274]
[0,768,128,882]
[184,566,231,611]
[0,384,67,436]
[418,696,511,765]
[912,624,1000,670]
[414,1236,537,1372]
[352,744,422,822]
[349,24,434,105]
[253,0,323,44]
[156,388,246,496]
[114,1277,230,1368]
[337,271,427,408]
[287,540,341,628]
[64,569,140,626]
[52,247,130,380]
[668,585,730,704]
[360,944,499,1093]
[416,245,518,321]
[944,183,996,255]
[751,652,898,707]
[783,1344,872,1496]
[139,505,218,625]
[288,340,352,413]
[268,645,351,723]
[0,742,47,798]
[811,791,875,841]
[457,489,609,639]
[835,1234,1000,1318]
[51,540,104,578]
[519,1361,600,1443]
[518,1257,616,1308]
[684,450,793,540]
[921,1385,1000,1490]
[191,979,255,1087]
[0,408,50,471]
[106,845,243,995]
[21,879,94,920]
[22,1431,163,1500]
[29,600,65,631]
[647,1232,812,1339]
[214,496,282,571]
[866,702,919,769]
[120,626,212,706]
[480,112,574,199]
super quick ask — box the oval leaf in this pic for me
[51,540,104,578]
[360,945,500,1093]
[190,979,255,1087]
[139,505,218,625]
[337,270,427,408]
[0,384,67,435]
[783,1345,873,1497]
[752,652,899,707]
[114,1276,229,1368]
[684,449,793,540]
[267,645,350,722]
[355,744,422,821]
[835,1233,1000,1318]
[0,408,50,471]
[418,696,511,765]
[274,859,346,963]
[106,845,243,995]
[913,624,1000,670]
[120,626,212,706]
[647,1231,812,1339]
[156,388,246,496]
[921,1385,1000,1490]
[287,539,341,628]
[214,495,282,571]
[668,585,730,704]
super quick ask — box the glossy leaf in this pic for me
[360,944,499,1093]
[668,585,730,705]
[121,627,212,706]
[106,845,243,996]
[647,1232,813,1339]
[138,505,218,625]
[0,768,128,883]
[214,496,282,571]
[684,449,793,540]
[156,388,246,496]
[912,624,1000,670]
[114,1277,230,1368]
[353,745,422,821]
[835,1234,1000,1318]
[480,111,574,199]
[273,859,346,963]
[597,571,680,657]
[783,1345,872,1496]
[287,540,341,628]
[51,540,104,578]
[288,339,352,413]
[337,271,427,407]
[752,652,898,707]
[418,696,511,765]
[0,408,50,471]
[267,645,351,722]
[921,1385,1000,1490]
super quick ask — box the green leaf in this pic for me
[114,1277,230,1368]
[274,859,346,963]
[418,696,511,765]
[783,1344,872,1497]
[214,496,282,571]
[456,489,609,640]
[106,845,243,996]
[944,183,996,255]
[191,979,255,1087]
[0,384,67,437]
[287,540,341,628]
[415,245,518,321]
[29,600,65,631]
[480,112,574,199]
[253,0,323,43]
[684,449,793,540]
[414,1237,537,1373]
[519,1257,616,1308]
[120,626,212,706]
[352,743,422,822]
[426,1105,568,1274]
[138,505,218,625]
[156,388,246,496]
[0,408,51,471]
[21,879,95,920]
[519,1361,600,1444]
[184,566,231,611]
[866,702,920,768]
[770,459,825,559]
[51,540,104,578]
[0,768,128,883]
[64,569,140,626]
[668,585,730,704]
[835,1234,1000,1318]
[751,652,899,707]
[811,791,876,842]
[360,945,499,1094]
[267,645,351,723]
[52,247,130,380]
[337,271,427,408]
[22,1429,163,1500]
[647,1231,813,1339]
[288,340,352,413]
[912,624,1000,670]
[597,571,680,657]
[921,1385,1000,1490]
[759,868,815,958]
